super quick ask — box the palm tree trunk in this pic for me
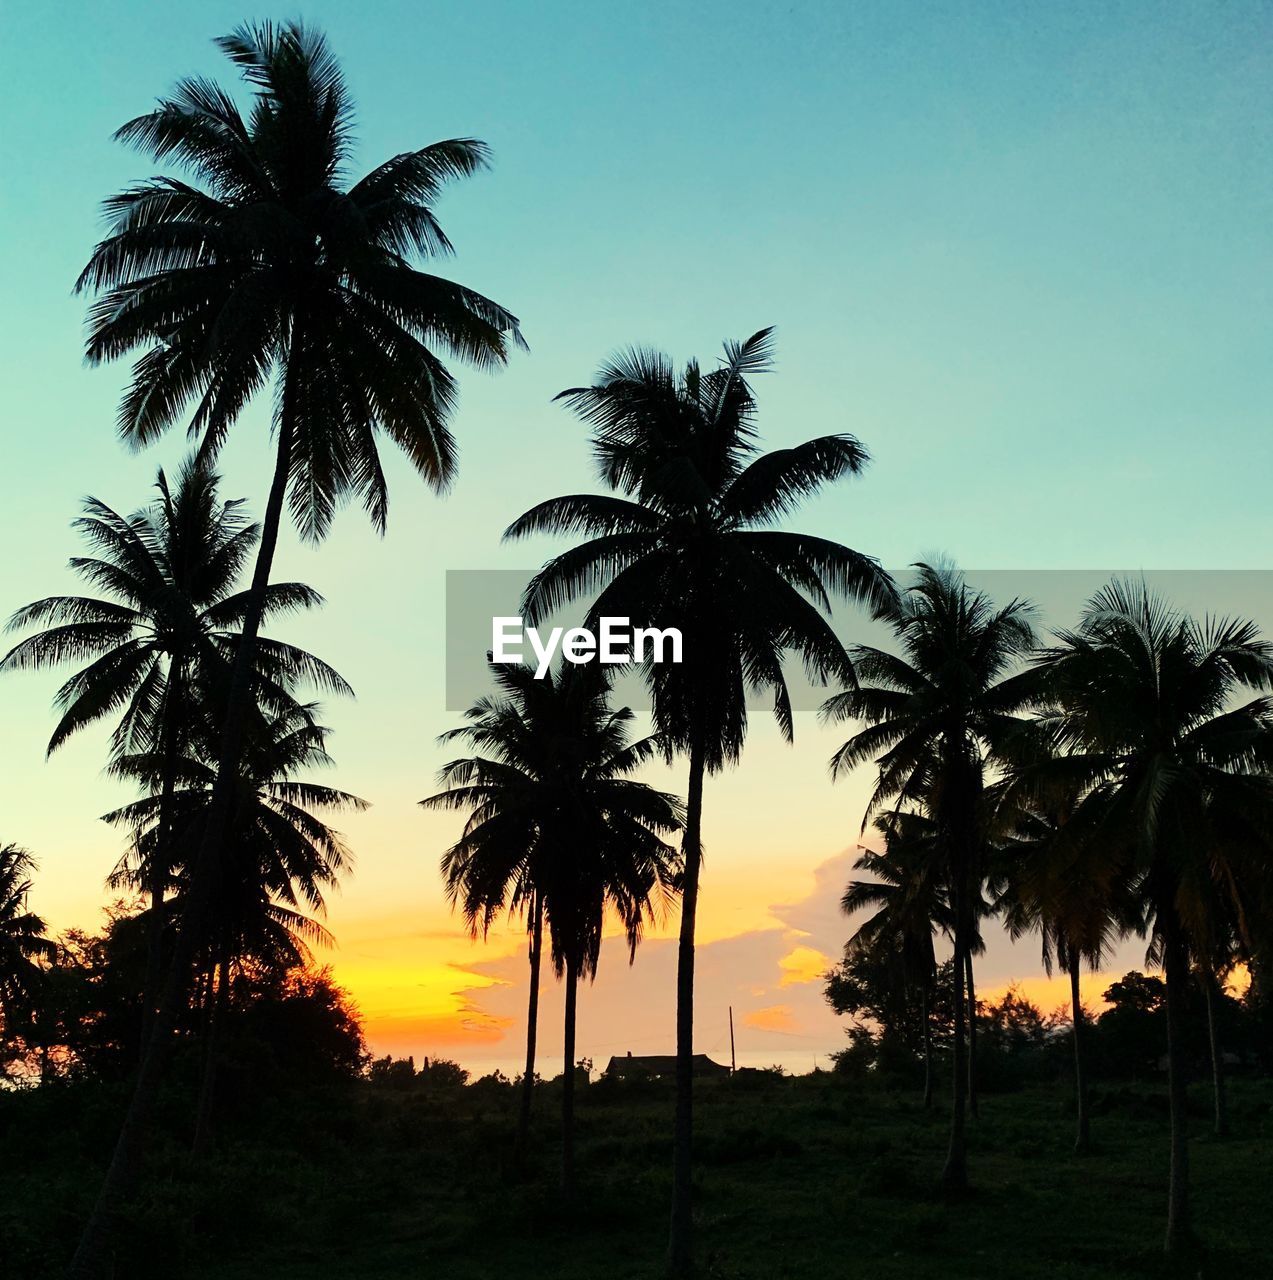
[922,973,934,1109]
[1162,919,1192,1254]
[1202,969,1229,1139]
[942,920,969,1192]
[667,734,706,1278]
[68,399,298,1280]
[516,892,543,1162]
[965,948,978,1119]
[193,943,230,1158]
[1069,953,1090,1154]
[141,683,180,1058]
[561,952,579,1199]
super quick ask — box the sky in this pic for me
[1,1,1271,1075]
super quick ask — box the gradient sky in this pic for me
[2,2,1271,1074]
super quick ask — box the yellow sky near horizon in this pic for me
[14,668,1205,1078]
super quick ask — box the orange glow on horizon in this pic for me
[980,972,1121,1016]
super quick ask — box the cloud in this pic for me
[777,945,835,988]
[743,1004,798,1032]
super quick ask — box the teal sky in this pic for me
[2,2,1272,1064]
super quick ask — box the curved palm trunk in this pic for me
[561,952,579,1199]
[1069,954,1090,1154]
[921,973,934,1110]
[667,735,706,1278]
[1202,969,1229,1139]
[965,948,978,1119]
[69,403,297,1280]
[1162,920,1192,1254]
[516,893,544,1162]
[193,943,230,1158]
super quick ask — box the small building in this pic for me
[604,1051,731,1081]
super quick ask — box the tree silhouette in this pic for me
[0,458,347,1038]
[841,815,944,1105]
[423,661,681,1194]
[823,563,1038,1191]
[69,22,521,1272]
[423,662,568,1161]
[0,845,56,1063]
[1035,579,1273,1251]
[992,769,1135,1153]
[505,328,891,1269]
[106,702,362,1152]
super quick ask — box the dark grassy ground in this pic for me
[5,1072,1271,1278]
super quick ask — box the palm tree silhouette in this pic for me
[505,328,891,1269]
[423,661,682,1193]
[70,23,520,1270]
[0,845,57,1060]
[992,771,1134,1154]
[822,563,1038,1191]
[1,459,348,1040]
[1035,580,1273,1251]
[842,814,946,1107]
[424,663,561,1161]
[107,701,362,1153]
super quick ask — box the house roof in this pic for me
[604,1053,730,1076]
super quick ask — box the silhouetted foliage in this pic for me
[67,21,524,1270]
[826,953,957,1083]
[507,328,891,1272]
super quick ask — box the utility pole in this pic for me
[729,1005,736,1075]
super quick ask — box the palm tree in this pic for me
[993,777,1133,1153]
[0,845,57,1057]
[70,23,521,1271]
[423,663,564,1161]
[534,684,682,1199]
[423,661,682,1193]
[822,563,1037,1192]
[1,459,347,1035]
[841,815,944,1106]
[106,701,362,1153]
[505,328,891,1271]
[1035,579,1273,1251]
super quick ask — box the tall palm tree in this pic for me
[423,662,682,1193]
[107,702,361,1152]
[505,328,891,1271]
[822,563,1038,1192]
[0,845,57,1053]
[1035,579,1273,1251]
[841,814,944,1106]
[993,778,1133,1153]
[71,24,521,1271]
[1,459,347,1033]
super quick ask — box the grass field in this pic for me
[6,1072,1272,1278]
